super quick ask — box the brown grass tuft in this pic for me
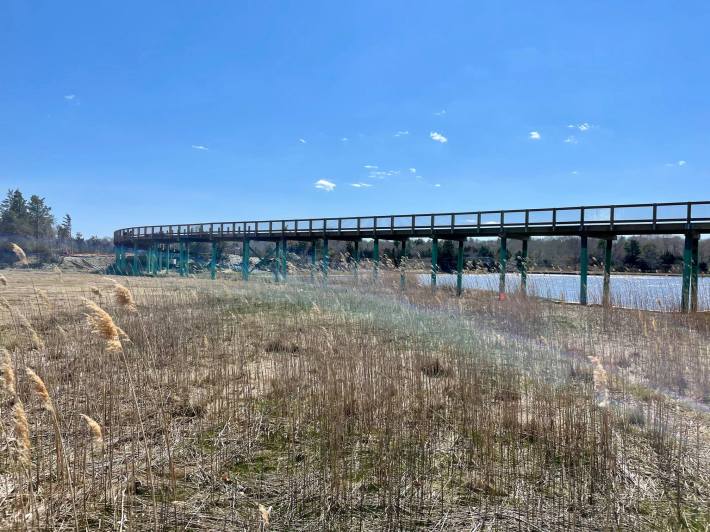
[1,348,16,396]
[80,414,104,445]
[112,281,137,312]
[12,399,31,467]
[9,242,28,265]
[258,504,272,526]
[0,274,7,286]
[25,367,54,413]
[83,298,123,351]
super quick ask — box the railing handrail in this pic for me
[114,200,710,240]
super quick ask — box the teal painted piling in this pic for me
[456,239,464,297]
[681,234,692,312]
[242,238,250,281]
[322,238,329,282]
[691,236,699,313]
[603,239,613,307]
[210,242,217,280]
[353,240,360,282]
[431,238,438,290]
[580,236,588,306]
[498,237,507,300]
[519,239,528,295]
[399,239,407,290]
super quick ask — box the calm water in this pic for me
[418,273,710,311]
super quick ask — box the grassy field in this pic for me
[0,269,709,530]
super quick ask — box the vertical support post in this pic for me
[603,239,613,308]
[133,244,139,276]
[310,241,317,283]
[456,239,464,297]
[580,235,588,306]
[115,246,121,274]
[242,238,250,281]
[178,242,184,277]
[399,239,407,290]
[281,238,288,282]
[322,238,329,282]
[273,240,282,282]
[431,237,438,290]
[185,242,190,276]
[353,240,360,283]
[690,236,699,313]
[681,234,692,312]
[498,236,507,300]
[373,238,380,281]
[210,242,217,280]
[520,239,528,295]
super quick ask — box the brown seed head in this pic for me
[1,348,16,396]
[83,298,123,352]
[13,399,31,466]
[80,414,104,444]
[112,281,137,312]
[9,243,28,265]
[26,367,54,413]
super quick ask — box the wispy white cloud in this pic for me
[571,170,579,175]
[529,131,541,140]
[341,137,349,142]
[568,122,593,132]
[369,170,399,179]
[299,138,307,144]
[430,131,448,143]
[314,179,336,191]
[665,160,687,167]
[563,136,578,144]
[350,182,373,188]
[394,130,409,137]
[409,167,417,174]
[191,144,209,151]
[363,164,378,170]
[678,160,687,166]
[434,109,447,116]
[434,183,441,187]
[64,94,76,100]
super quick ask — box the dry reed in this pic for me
[112,280,137,312]
[1,347,16,396]
[12,399,31,467]
[82,298,123,351]
[9,242,28,265]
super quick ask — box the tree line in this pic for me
[0,189,112,264]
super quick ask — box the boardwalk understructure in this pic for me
[114,201,709,312]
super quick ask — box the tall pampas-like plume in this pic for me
[0,274,7,286]
[588,355,609,407]
[83,298,123,352]
[13,399,31,466]
[9,243,28,265]
[26,368,54,413]
[80,414,104,445]
[112,281,137,312]
[1,348,16,396]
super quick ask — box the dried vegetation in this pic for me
[0,269,708,530]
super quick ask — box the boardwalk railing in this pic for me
[114,201,710,243]
[113,200,708,313]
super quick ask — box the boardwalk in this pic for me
[114,201,709,312]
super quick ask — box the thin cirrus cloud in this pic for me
[314,179,336,191]
[568,122,592,132]
[409,168,416,174]
[64,94,76,100]
[430,131,448,143]
[563,136,578,144]
[299,138,307,144]
[350,183,373,188]
[394,130,409,137]
[434,109,447,116]
[529,131,541,140]
[665,160,687,167]
[191,144,209,151]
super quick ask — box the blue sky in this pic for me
[1,1,709,237]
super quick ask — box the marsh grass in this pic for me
[0,269,707,530]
